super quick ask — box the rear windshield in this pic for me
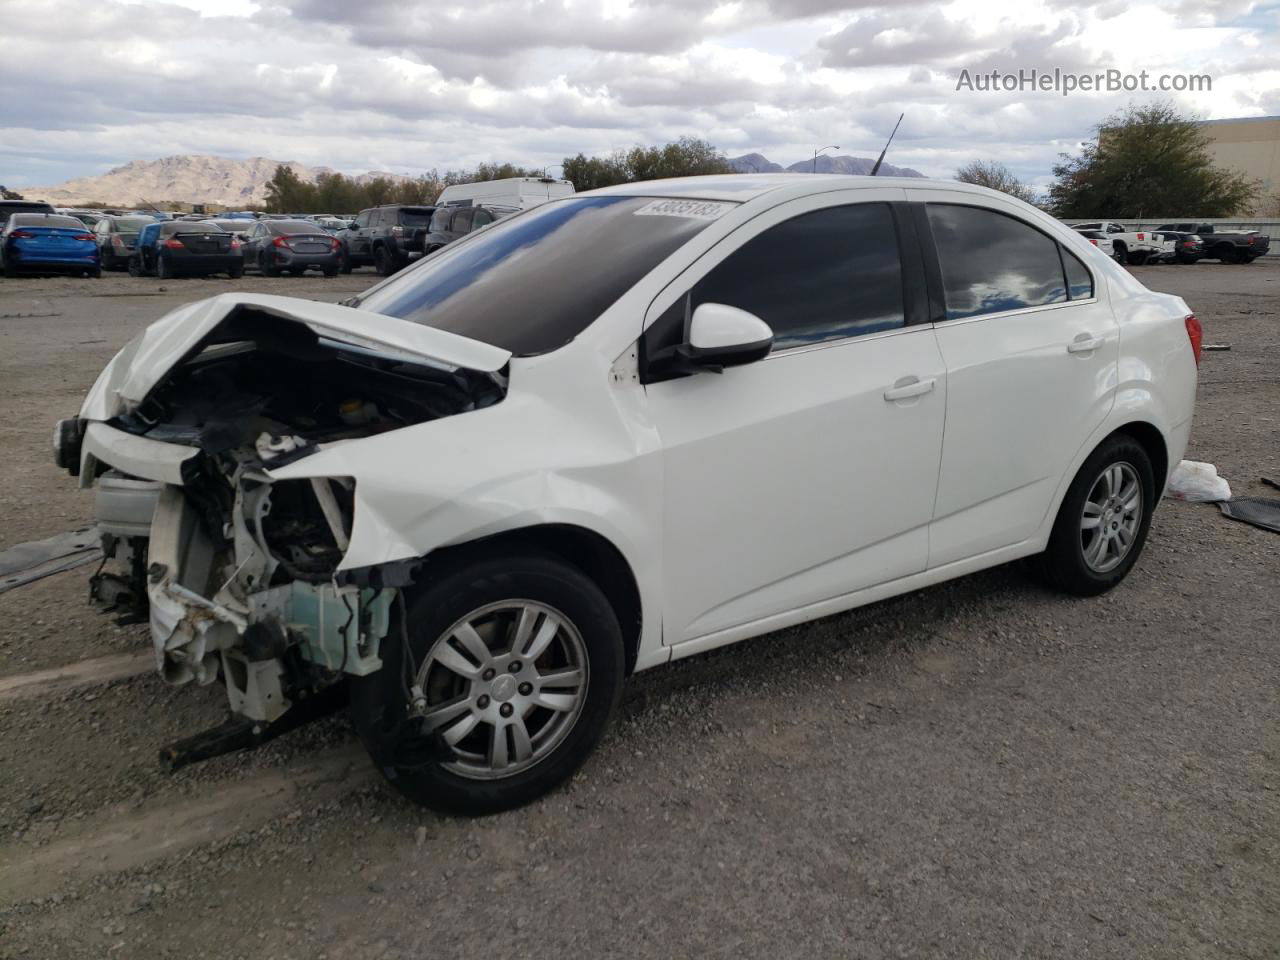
[162,221,223,235]
[271,221,325,235]
[357,195,730,355]
[398,208,434,226]
[11,214,85,229]
[114,217,154,231]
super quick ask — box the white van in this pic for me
[436,177,575,211]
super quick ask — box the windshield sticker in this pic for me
[633,199,735,220]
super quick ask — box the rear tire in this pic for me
[156,255,172,280]
[323,267,338,277]
[228,263,244,279]
[373,244,393,276]
[1035,434,1156,596]
[89,266,102,278]
[3,259,18,279]
[127,255,142,277]
[1111,243,1127,264]
[259,252,280,277]
[339,249,353,274]
[351,552,625,815]
[1126,250,1148,266]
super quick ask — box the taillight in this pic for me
[230,238,241,250]
[1185,314,1202,367]
[74,233,95,242]
[272,236,290,248]
[163,237,185,249]
[1246,235,1254,245]
[1088,238,1098,246]
[10,229,33,239]
[330,237,342,250]
[1136,232,1145,240]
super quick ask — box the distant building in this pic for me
[1197,115,1280,215]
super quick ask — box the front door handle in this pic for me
[1067,334,1103,354]
[883,377,936,402]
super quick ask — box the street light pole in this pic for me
[813,145,840,174]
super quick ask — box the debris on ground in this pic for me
[1165,460,1232,502]
[1218,498,1280,534]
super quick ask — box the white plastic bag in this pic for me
[1165,460,1231,502]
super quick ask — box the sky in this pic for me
[1,0,1277,192]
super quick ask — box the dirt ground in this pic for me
[0,262,1276,958]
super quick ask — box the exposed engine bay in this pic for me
[71,306,507,759]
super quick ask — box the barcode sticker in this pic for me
[633,199,735,220]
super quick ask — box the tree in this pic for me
[263,164,311,212]
[1046,102,1257,218]
[955,160,1038,204]
[561,137,733,191]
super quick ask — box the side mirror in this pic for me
[687,302,773,367]
[647,302,773,378]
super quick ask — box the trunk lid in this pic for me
[173,230,231,255]
[80,292,512,422]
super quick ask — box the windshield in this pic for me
[358,195,730,355]
[272,221,325,235]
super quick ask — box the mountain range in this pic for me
[24,152,925,208]
[728,153,924,178]
[25,155,414,208]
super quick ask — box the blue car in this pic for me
[1,213,101,277]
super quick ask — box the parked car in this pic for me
[1145,232,1179,264]
[1070,222,1163,265]
[93,214,157,271]
[1074,229,1115,260]
[128,220,242,279]
[340,204,437,275]
[240,219,342,276]
[422,203,517,254]
[56,176,1198,815]
[1153,230,1204,264]
[1156,223,1271,263]
[2,213,100,277]
[437,176,575,211]
[0,199,56,224]
[314,217,353,233]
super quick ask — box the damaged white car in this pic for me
[57,176,1199,813]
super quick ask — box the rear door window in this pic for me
[452,209,475,234]
[926,204,1068,320]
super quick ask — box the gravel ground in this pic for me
[0,262,1276,958]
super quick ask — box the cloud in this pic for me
[0,0,1274,192]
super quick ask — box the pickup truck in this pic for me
[1156,223,1271,263]
[1070,222,1164,265]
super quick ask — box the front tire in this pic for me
[1036,435,1156,596]
[351,552,625,815]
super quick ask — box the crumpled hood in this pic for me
[79,292,512,422]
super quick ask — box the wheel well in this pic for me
[424,525,643,675]
[1111,422,1169,489]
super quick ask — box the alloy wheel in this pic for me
[1080,461,1142,573]
[412,601,588,781]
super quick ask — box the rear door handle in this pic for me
[1067,334,1103,354]
[883,377,936,402]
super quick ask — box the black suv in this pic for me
[340,204,436,276]
[422,204,517,255]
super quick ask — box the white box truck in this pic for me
[437,177,575,211]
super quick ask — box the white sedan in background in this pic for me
[58,175,1199,813]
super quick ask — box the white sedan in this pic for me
[58,175,1199,813]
